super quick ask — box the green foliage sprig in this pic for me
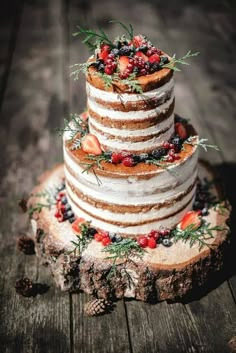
[28,189,56,218]
[161,50,200,71]
[185,136,219,152]
[80,152,111,173]
[102,238,144,278]
[172,221,227,250]
[70,222,93,254]
[72,25,114,51]
[109,20,134,39]
[56,114,89,144]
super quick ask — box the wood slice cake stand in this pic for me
[28,161,231,302]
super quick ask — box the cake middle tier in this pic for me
[86,77,175,153]
[63,140,198,237]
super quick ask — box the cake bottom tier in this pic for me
[28,162,231,302]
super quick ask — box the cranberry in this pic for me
[163,141,170,149]
[167,155,175,163]
[148,230,159,240]
[137,236,148,248]
[102,237,112,246]
[148,238,157,249]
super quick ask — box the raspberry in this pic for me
[54,210,61,218]
[148,238,157,249]
[122,157,135,167]
[167,155,174,163]
[94,233,103,242]
[102,237,112,246]
[163,141,170,149]
[148,230,159,240]
[168,149,175,157]
[111,152,123,164]
[137,236,148,248]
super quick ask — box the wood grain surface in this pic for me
[0,1,235,352]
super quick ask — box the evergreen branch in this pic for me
[70,62,95,80]
[80,152,111,173]
[102,238,144,279]
[56,114,89,141]
[186,136,219,152]
[172,221,226,250]
[161,50,200,71]
[28,189,56,218]
[70,222,93,255]
[109,20,134,39]
[72,25,114,50]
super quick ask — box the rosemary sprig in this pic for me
[185,136,219,152]
[28,189,56,218]
[172,221,226,250]
[102,238,144,278]
[145,157,178,176]
[161,50,200,72]
[70,62,95,80]
[72,25,114,51]
[70,222,93,255]
[109,20,134,40]
[56,114,89,142]
[80,152,111,173]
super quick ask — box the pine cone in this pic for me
[84,298,114,316]
[15,277,33,297]
[18,198,28,212]
[17,235,35,255]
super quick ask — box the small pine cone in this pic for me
[17,235,35,255]
[15,277,33,297]
[229,336,236,352]
[18,198,28,212]
[84,299,113,316]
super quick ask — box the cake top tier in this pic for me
[71,22,199,93]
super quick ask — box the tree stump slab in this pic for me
[28,162,231,302]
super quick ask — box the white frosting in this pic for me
[86,77,174,103]
[87,94,174,120]
[66,191,195,235]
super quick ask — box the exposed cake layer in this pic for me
[86,64,175,153]
[63,138,198,237]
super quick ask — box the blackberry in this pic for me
[88,227,97,237]
[103,151,112,159]
[161,56,169,65]
[65,204,71,211]
[97,62,105,72]
[132,155,141,163]
[170,136,183,153]
[201,207,209,216]
[64,210,74,220]
[139,153,149,162]
[118,45,133,56]
[57,184,65,192]
[138,45,148,53]
[150,62,161,73]
[69,216,76,224]
[151,148,166,160]
[193,200,204,210]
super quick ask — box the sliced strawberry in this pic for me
[180,211,201,231]
[80,111,89,121]
[149,54,161,64]
[175,122,188,139]
[118,56,130,74]
[135,51,148,61]
[81,134,102,155]
[98,44,110,61]
[132,35,145,48]
[72,217,85,233]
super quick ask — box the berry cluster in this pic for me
[93,34,169,78]
[193,179,215,216]
[54,183,75,223]
[137,229,173,249]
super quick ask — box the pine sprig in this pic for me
[70,222,93,254]
[161,50,200,71]
[56,114,89,142]
[28,189,56,218]
[72,25,114,50]
[172,221,226,250]
[186,136,219,152]
[70,62,95,80]
[102,238,144,278]
[80,152,111,173]
[109,20,134,39]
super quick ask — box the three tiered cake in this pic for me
[28,24,230,301]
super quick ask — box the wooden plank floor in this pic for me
[0,1,236,352]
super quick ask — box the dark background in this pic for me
[0,1,236,353]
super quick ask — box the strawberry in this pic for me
[71,217,85,233]
[149,54,161,63]
[132,35,145,48]
[147,238,157,249]
[81,134,102,155]
[98,44,110,61]
[135,51,148,61]
[175,122,188,140]
[80,111,89,121]
[118,56,130,74]
[137,236,148,248]
[180,211,201,231]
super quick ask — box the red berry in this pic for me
[102,237,112,246]
[111,152,123,164]
[149,54,161,64]
[148,230,159,240]
[105,58,113,65]
[168,149,175,157]
[167,155,174,163]
[137,236,148,248]
[94,233,103,242]
[98,44,110,61]
[99,230,109,238]
[105,66,113,75]
[160,229,170,236]
[122,157,135,167]
[163,141,170,149]
[175,122,188,139]
[174,154,181,160]
[59,191,65,197]
[132,35,145,48]
[54,210,61,218]
[169,143,175,149]
[148,238,157,249]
